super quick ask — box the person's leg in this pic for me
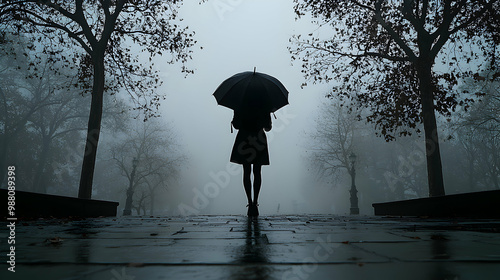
[253,164,262,205]
[243,163,252,205]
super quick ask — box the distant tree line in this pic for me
[291,0,499,197]
[0,32,184,215]
[311,65,500,206]
[0,0,195,200]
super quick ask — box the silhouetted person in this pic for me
[231,109,272,216]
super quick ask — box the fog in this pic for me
[158,0,334,215]
[3,1,498,217]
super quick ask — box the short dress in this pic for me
[230,112,272,165]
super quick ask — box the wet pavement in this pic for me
[1,215,500,280]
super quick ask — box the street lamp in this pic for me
[348,152,359,215]
[123,157,139,216]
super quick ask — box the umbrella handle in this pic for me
[231,122,233,133]
[273,112,277,119]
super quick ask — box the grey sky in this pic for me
[156,0,337,215]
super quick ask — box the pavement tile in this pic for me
[2,262,500,280]
[1,215,500,280]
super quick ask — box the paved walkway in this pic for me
[1,215,500,280]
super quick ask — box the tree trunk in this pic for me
[78,55,105,199]
[149,188,155,216]
[33,136,51,193]
[468,154,476,192]
[123,188,134,215]
[490,140,499,189]
[417,60,446,197]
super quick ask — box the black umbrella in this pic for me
[213,69,289,114]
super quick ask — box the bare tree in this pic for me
[26,64,89,193]
[291,0,499,197]
[111,120,183,216]
[452,67,500,189]
[1,0,196,199]
[311,99,429,202]
[1,31,130,193]
[310,102,360,181]
[0,33,62,187]
[133,189,148,216]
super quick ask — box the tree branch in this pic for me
[401,0,428,36]
[11,8,93,54]
[299,41,410,62]
[374,0,417,61]
[352,0,375,12]
[449,0,491,34]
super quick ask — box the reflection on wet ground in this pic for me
[231,218,271,280]
[1,215,500,279]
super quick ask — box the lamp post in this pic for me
[123,157,138,216]
[348,152,359,215]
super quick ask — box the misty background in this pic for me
[158,0,332,215]
[2,0,498,216]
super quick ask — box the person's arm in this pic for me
[264,113,272,132]
[231,112,242,129]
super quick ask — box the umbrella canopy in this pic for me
[213,70,289,114]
